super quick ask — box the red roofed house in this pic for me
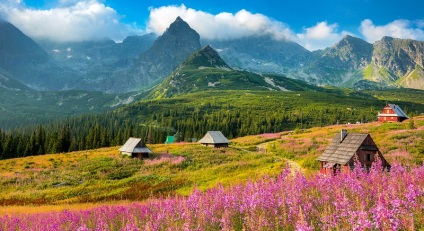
[317,130,390,175]
[377,104,409,122]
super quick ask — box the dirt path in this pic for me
[256,140,303,174]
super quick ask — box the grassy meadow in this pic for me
[0,116,423,220]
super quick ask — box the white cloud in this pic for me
[360,19,424,43]
[147,4,296,41]
[0,0,144,42]
[295,22,348,51]
[148,5,347,51]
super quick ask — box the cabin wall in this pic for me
[214,143,229,148]
[319,161,326,174]
[201,143,229,148]
[131,153,149,159]
[356,150,378,167]
[378,106,406,122]
[378,116,400,122]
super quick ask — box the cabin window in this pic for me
[386,109,390,113]
[391,117,394,119]
[366,153,371,161]
[384,117,387,121]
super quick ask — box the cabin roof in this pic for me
[119,137,152,153]
[388,104,409,118]
[198,131,230,144]
[317,133,370,165]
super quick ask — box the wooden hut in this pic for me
[119,137,152,159]
[317,130,390,175]
[377,104,409,122]
[198,131,230,148]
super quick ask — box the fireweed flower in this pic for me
[1,164,424,230]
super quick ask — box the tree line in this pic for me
[0,99,384,159]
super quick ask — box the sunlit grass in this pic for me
[1,116,423,214]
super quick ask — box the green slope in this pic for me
[149,45,321,99]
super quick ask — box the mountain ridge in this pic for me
[1,18,424,92]
[148,45,321,99]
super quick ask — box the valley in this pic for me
[0,9,424,230]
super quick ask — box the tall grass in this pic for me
[1,162,423,230]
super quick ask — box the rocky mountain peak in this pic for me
[182,45,231,69]
[380,36,395,42]
[372,36,424,82]
[125,17,202,91]
[315,35,373,70]
[161,17,200,40]
[333,34,372,49]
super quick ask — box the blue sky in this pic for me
[1,0,423,50]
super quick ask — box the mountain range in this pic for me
[1,17,424,93]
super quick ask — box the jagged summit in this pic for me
[132,16,201,82]
[380,36,395,42]
[181,45,231,70]
[161,16,199,40]
[315,35,373,70]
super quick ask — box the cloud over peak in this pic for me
[1,1,423,51]
[296,22,348,51]
[148,4,296,42]
[0,0,144,42]
[360,19,424,43]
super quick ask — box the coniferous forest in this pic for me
[1,90,423,160]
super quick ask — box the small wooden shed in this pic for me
[317,130,390,174]
[119,137,152,159]
[377,104,409,122]
[198,131,230,148]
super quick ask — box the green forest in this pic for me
[1,89,424,160]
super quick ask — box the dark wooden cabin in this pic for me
[317,130,390,174]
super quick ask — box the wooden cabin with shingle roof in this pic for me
[119,137,152,159]
[198,131,230,148]
[317,130,390,174]
[378,104,409,122]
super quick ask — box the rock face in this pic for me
[296,36,424,89]
[205,35,312,73]
[373,36,424,75]
[0,20,75,90]
[38,34,156,92]
[132,17,202,86]
[315,35,373,70]
[38,34,156,73]
[299,35,374,86]
[182,45,231,69]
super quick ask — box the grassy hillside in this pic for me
[0,143,285,206]
[1,116,423,209]
[149,65,321,99]
[396,65,424,89]
[148,45,321,99]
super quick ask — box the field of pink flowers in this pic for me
[1,161,423,231]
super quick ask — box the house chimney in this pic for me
[341,129,348,142]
